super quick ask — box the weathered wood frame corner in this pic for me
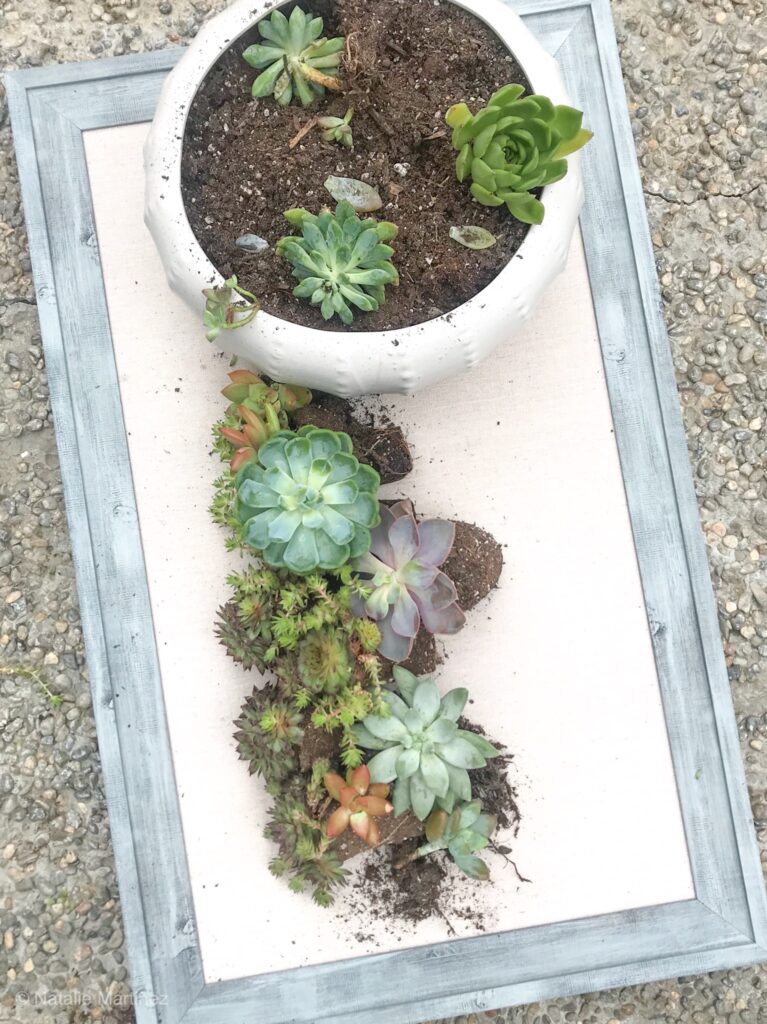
[5,0,767,1021]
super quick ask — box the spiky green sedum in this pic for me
[297,627,352,693]
[276,202,399,325]
[354,667,499,820]
[234,685,303,795]
[447,83,593,225]
[222,564,387,769]
[215,600,272,672]
[243,7,345,107]
[219,564,371,668]
[265,785,348,905]
[236,426,381,573]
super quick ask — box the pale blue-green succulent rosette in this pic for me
[354,667,499,820]
[236,426,380,574]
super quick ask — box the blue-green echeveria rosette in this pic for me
[236,426,380,574]
[277,201,399,325]
[354,667,499,821]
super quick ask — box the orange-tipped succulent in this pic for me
[220,403,281,472]
[217,370,312,472]
[222,370,312,416]
[324,764,393,847]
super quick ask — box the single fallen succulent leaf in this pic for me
[449,225,497,250]
[324,175,383,212]
[235,233,270,252]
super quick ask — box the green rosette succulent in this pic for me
[236,426,381,574]
[354,667,499,820]
[419,800,497,880]
[243,7,344,107]
[318,108,354,148]
[297,627,352,693]
[446,83,593,225]
[276,201,399,325]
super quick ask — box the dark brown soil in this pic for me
[397,629,438,676]
[357,841,449,923]
[351,425,413,483]
[334,809,423,862]
[442,520,504,611]
[346,726,520,927]
[298,723,340,771]
[181,0,533,332]
[293,392,413,483]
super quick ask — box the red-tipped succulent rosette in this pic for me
[324,765,393,847]
[352,499,466,662]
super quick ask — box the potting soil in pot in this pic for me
[181,0,534,332]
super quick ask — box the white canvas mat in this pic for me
[83,122,694,984]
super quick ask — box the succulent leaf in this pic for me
[447,84,592,224]
[318,108,354,148]
[324,176,383,213]
[449,225,498,250]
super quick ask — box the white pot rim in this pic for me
[145,0,584,395]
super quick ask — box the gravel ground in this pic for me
[1,0,766,1021]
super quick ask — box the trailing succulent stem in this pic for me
[277,202,399,324]
[202,276,259,341]
[447,83,592,224]
[244,7,344,107]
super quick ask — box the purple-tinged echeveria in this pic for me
[352,500,465,662]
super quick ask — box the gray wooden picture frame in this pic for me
[5,0,767,1021]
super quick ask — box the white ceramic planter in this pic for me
[145,0,584,397]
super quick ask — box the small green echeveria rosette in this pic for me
[447,83,593,225]
[276,201,399,325]
[236,426,381,574]
[243,7,345,107]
